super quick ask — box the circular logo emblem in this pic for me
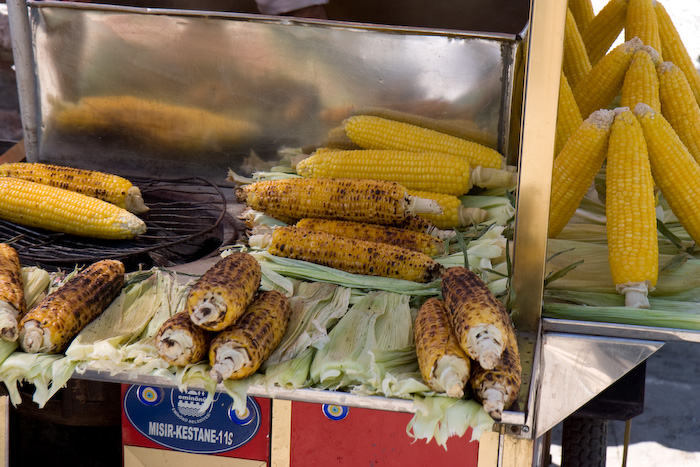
[228,404,255,426]
[136,386,164,406]
[322,404,349,421]
[171,389,215,423]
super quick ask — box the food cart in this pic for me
[3,0,698,466]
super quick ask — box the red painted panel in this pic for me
[290,401,479,466]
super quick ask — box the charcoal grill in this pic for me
[0,176,235,270]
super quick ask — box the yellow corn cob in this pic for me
[209,290,292,382]
[568,0,595,33]
[582,0,629,65]
[414,297,471,398]
[296,149,472,196]
[156,311,214,366]
[574,37,643,119]
[343,115,504,169]
[267,226,443,283]
[406,189,487,229]
[655,1,700,105]
[0,243,25,342]
[0,178,146,240]
[470,327,521,421]
[634,103,700,245]
[0,162,148,213]
[54,95,262,152]
[625,0,662,56]
[620,47,661,112]
[549,109,616,238]
[18,259,125,353]
[657,61,700,164]
[564,8,593,90]
[235,178,442,226]
[295,218,444,257]
[555,71,584,156]
[441,266,517,370]
[351,107,498,149]
[187,252,262,332]
[606,107,658,308]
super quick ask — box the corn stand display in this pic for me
[5,0,699,466]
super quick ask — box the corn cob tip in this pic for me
[586,108,616,128]
[210,347,249,383]
[481,388,507,420]
[656,60,675,74]
[118,211,147,236]
[19,320,46,353]
[616,281,654,308]
[469,324,505,370]
[407,195,443,216]
[639,45,662,64]
[0,302,19,342]
[126,186,149,214]
[633,102,654,117]
[470,166,518,189]
[435,356,469,398]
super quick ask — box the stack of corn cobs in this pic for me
[232,109,522,419]
[552,0,700,309]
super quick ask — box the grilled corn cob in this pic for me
[187,252,262,332]
[549,109,615,238]
[582,0,629,66]
[654,1,700,105]
[156,311,214,366]
[574,37,643,119]
[0,243,25,342]
[625,0,662,56]
[620,47,661,112]
[470,328,521,421]
[564,7,592,90]
[634,103,700,245]
[414,297,470,398]
[657,61,700,164]
[0,162,148,213]
[441,266,516,370]
[209,290,292,382]
[343,115,505,169]
[235,178,442,226]
[18,259,125,353]
[606,107,658,308]
[267,226,443,283]
[295,218,444,257]
[0,178,146,240]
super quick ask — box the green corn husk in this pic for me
[263,281,351,368]
[0,352,64,406]
[407,395,495,448]
[309,291,413,389]
[352,346,430,399]
[262,346,316,390]
[21,266,51,310]
[460,195,515,227]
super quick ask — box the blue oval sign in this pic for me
[123,385,261,454]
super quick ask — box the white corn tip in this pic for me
[481,387,506,420]
[157,329,194,364]
[468,324,504,370]
[617,280,654,309]
[435,355,470,399]
[19,320,48,353]
[190,294,226,326]
[210,346,249,383]
[0,302,19,342]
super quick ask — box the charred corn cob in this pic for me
[582,0,629,66]
[187,252,262,332]
[555,71,584,156]
[549,109,615,238]
[0,162,148,214]
[18,259,125,353]
[296,149,473,196]
[654,1,700,105]
[295,217,444,256]
[0,243,25,342]
[574,38,643,119]
[606,107,658,308]
[267,226,443,283]
[156,311,214,366]
[209,290,292,382]
[564,7,592,90]
[235,178,442,226]
[407,189,487,229]
[343,115,504,169]
[54,95,262,152]
[470,328,521,421]
[569,0,595,33]
[414,297,471,398]
[625,0,662,56]
[441,266,516,370]
[620,47,661,112]
[657,61,700,164]
[0,178,146,240]
[635,103,700,245]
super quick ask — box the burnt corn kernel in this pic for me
[268,226,443,283]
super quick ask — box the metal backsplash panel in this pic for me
[21,2,524,182]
